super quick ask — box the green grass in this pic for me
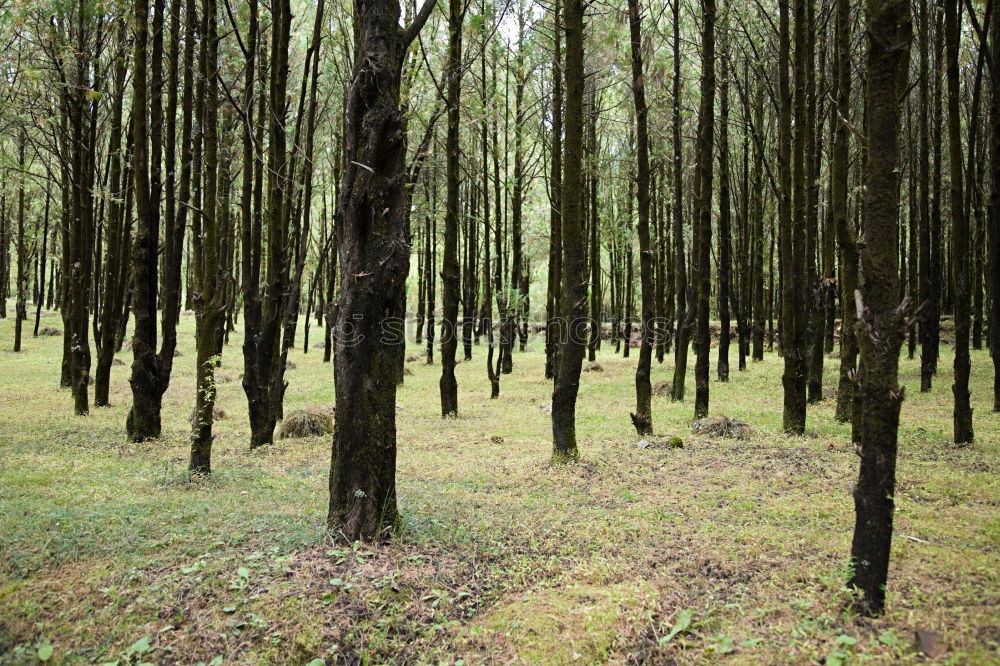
[0,311,998,664]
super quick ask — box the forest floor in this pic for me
[0,312,998,665]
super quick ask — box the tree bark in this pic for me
[693,0,716,420]
[327,0,435,541]
[551,0,586,462]
[990,0,1000,413]
[944,0,973,444]
[439,0,464,417]
[849,0,912,617]
[832,0,858,424]
[628,0,653,436]
[670,0,691,402]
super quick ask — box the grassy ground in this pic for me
[0,312,997,665]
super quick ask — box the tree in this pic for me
[849,0,912,617]
[944,0,973,444]
[94,26,131,407]
[716,2,731,383]
[551,0,585,463]
[327,0,436,542]
[439,0,465,417]
[990,0,1000,413]
[670,0,691,403]
[189,0,229,474]
[693,0,716,420]
[628,0,654,436]
[13,133,27,353]
[832,0,858,425]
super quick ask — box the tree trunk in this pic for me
[628,0,653,436]
[13,135,27,353]
[545,0,563,381]
[990,2,1000,412]
[717,6,731,382]
[190,0,227,474]
[670,0,691,403]
[693,0,716,420]
[551,0,586,463]
[849,0,912,617]
[833,0,859,424]
[439,0,464,417]
[327,0,434,541]
[944,0,973,444]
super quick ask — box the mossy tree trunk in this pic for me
[189,0,229,475]
[327,0,435,542]
[849,0,912,617]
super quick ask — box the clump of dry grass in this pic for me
[276,407,333,439]
[691,415,754,440]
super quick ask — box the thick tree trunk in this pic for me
[849,0,911,617]
[551,0,586,462]
[327,0,434,542]
[779,0,804,433]
[127,0,188,435]
[128,0,163,429]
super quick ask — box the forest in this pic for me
[0,0,997,662]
